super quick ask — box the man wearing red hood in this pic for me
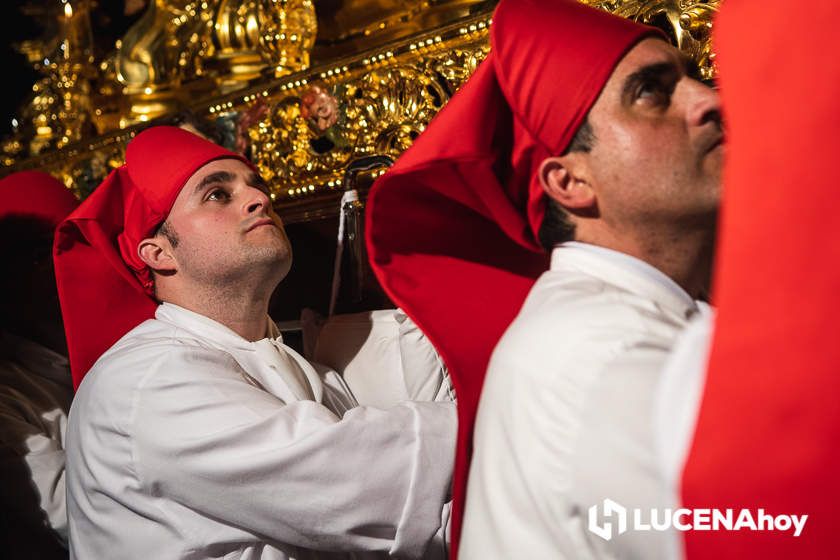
[56,126,456,559]
[365,0,722,557]
[0,171,79,557]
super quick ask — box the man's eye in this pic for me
[206,188,230,202]
[636,81,671,106]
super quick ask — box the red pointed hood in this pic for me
[0,170,79,226]
[54,126,251,388]
[365,0,663,553]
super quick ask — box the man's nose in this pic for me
[684,79,722,130]
[244,186,271,214]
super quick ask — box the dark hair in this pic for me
[537,118,595,250]
[155,220,179,248]
[566,118,595,154]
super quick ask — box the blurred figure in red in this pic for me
[0,171,78,557]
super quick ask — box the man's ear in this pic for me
[138,237,177,273]
[538,155,596,211]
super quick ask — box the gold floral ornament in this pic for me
[581,0,720,80]
[248,97,313,187]
[247,58,458,203]
[346,64,450,157]
[427,46,489,89]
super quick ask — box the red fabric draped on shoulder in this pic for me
[54,126,250,388]
[682,1,840,557]
[366,0,661,553]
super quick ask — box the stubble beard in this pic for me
[177,235,293,296]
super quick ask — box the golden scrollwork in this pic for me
[3,0,721,223]
[347,65,449,155]
[581,0,720,79]
[245,32,490,206]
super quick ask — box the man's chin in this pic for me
[263,247,293,280]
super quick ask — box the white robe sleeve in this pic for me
[0,366,70,546]
[654,306,715,492]
[21,408,68,542]
[0,405,69,544]
[394,309,454,403]
[131,348,456,558]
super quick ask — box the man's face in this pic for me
[583,38,723,231]
[162,158,292,287]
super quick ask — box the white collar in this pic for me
[155,302,282,349]
[552,242,699,318]
[154,303,320,403]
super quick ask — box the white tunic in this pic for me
[0,332,72,552]
[310,309,454,408]
[654,306,714,494]
[461,243,700,560]
[67,303,456,560]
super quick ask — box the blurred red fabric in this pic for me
[682,2,840,557]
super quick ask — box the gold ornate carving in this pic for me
[110,0,318,120]
[213,0,267,84]
[2,1,96,160]
[581,0,720,79]
[115,0,218,121]
[4,0,720,224]
[258,0,318,78]
[244,27,490,207]
[117,1,214,92]
[212,0,317,87]
[316,0,488,47]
